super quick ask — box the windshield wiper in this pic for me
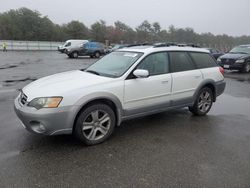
[85,70,100,75]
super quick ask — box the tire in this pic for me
[74,103,116,145]
[72,52,78,58]
[94,51,101,58]
[241,61,250,73]
[189,87,213,116]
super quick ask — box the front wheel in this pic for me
[74,104,116,145]
[241,62,250,73]
[189,87,213,116]
[72,52,78,58]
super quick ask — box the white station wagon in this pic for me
[14,44,226,145]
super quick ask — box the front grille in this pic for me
[20,91,28,105]
[221,58,235,65]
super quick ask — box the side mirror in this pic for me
[133,69,149,78]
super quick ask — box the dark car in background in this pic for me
[106,44,130,53]
[66,42,106,58]
[217,45,250,73]
[206,48,224,60]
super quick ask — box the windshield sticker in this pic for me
[124,53,138,58]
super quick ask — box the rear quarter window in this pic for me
[169,51,196,72]
[189,52,217,69]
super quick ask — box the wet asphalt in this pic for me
[0,51,250,188]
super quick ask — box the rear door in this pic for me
[189,52,224,82]
[124,52,172,115]
[169,51,203,106]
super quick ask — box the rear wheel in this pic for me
[189,87,213,116]
[74,104,116,145]
[94,51,101,58]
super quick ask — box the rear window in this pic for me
[169,52,196,72]
[189,52,217,69]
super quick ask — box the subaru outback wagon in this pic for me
[14,44,226,145]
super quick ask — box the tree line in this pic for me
[1,7,250,51]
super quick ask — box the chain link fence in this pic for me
[0,40,235,52]
[0,40,64,51]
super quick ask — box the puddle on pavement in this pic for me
[0,65,18,70]
[0,59,41,70]
[236,78,250,83]
[3,77,37,83]
[2,77,37,87]
[211,94,250,120]
[225,72,250,83]
[0,151,20,162]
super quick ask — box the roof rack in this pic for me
[153,42,177,47]
[127,43,153,47]
[153,42,200,48]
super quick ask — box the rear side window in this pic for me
[189,52,217,69]
[169,52,195,72]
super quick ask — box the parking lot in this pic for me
[0,51,250,187]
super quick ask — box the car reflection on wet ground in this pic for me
[0,51,250,187]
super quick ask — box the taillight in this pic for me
[219,67,224,76]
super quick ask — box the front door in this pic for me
[124,52,172,116]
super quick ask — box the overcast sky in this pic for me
[0,0,249,36]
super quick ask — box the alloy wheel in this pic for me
[82,110,111,141]
[198,91,212,113]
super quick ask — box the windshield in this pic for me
[86,51,143,78]
[64,42,71,47]
[230,46,250,54]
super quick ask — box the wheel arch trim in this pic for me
[193,79,217,103]
[73,92,123,127]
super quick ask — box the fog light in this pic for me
[39,124,46,132]
[30,121,46,133]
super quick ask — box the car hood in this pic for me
[22,70,113,100]
[220,53,249,60]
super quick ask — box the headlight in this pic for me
[28,97,63,109]
[235,59,245,63]
[217,58,221,62]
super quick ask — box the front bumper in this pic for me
[14,97,79,135]
[219,63,244,70]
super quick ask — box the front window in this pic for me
[230,46,250,54]
[85,51,143,78]
[137,52,169,76]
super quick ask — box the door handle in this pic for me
[194,75,201,79]
[161,80,169,84]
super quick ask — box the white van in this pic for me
[58,40,88,53]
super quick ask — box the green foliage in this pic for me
[63,20,89,40]
[90,20,107,42]
[1,7,250,50]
